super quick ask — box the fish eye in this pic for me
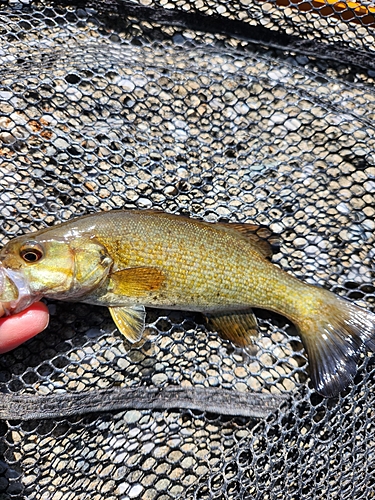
[20,242,44,263]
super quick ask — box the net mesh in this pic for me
[0,0,375,498]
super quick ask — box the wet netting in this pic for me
[0,0,375,498]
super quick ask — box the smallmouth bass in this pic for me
[0,209,374,397]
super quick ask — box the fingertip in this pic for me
[0,302,50,354]
[28,301,50,320]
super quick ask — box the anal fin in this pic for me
[206,310,259,353]
[109,305,146,343]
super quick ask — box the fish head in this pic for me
[0,231,113,313]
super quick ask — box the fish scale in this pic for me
[88,211,260,308]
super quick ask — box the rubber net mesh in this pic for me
[0,0,375,498]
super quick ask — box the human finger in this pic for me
[0,302,50,353]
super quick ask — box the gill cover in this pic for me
[20,236,114,300]
[69,239,113,299]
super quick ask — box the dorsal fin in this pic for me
[218,222,280,259]
[133,210,280,259]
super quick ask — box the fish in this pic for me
[0,209,374,398]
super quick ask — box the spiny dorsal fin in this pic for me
[133,210,280,259]
[218,222,280,259]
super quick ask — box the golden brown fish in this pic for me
[0,209,374,397]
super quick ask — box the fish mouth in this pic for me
[0,267,37,315]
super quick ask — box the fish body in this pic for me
[0,209,374,397]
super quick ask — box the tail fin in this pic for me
[297,293,375,397]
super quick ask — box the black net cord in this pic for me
[81,0,375,70]
[0,387,289,420]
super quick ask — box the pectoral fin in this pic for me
[206,310,259,352]
[109,305,146,343]
[109,267,165,297]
